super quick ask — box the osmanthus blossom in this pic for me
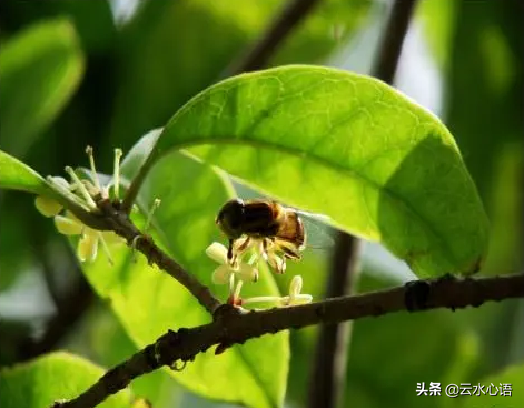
[34,146,126,263]
[206,240,313,307]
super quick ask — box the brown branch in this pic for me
[224,0,321,76]
[53,272,524,408]
[96,199,221,315]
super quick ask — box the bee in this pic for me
[215,199,307,272]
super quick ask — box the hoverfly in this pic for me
[215,198,331,273]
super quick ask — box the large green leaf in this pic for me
[82,132,289,408]
[0,352,131,408]
[0,18,84,156]
[152,65,487,277]
[108,0,370,151]
[0,149,47,194]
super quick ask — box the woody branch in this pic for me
[54,271,524,408]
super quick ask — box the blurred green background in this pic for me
[0,0,522,407]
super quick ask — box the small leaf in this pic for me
[0,149,47,194]
[0,352,132,408]
[82,133,289,408]
[0,18,84,156]
[154,65,488,277]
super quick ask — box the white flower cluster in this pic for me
[206,239,312,307]
[34,147,125,263]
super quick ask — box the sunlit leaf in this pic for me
[0,352,131,408]
[0,18,84,156]
[0,149,47,194]
[82,134,289,408]
[153,65,488,277]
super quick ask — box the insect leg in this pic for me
[282,247,301,260]
[227,238,235,261]
[237,237,251,252]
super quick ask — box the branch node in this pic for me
[404,280,430,311]
[213,303,242,321]
[169,360,188,371]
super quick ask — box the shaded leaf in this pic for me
[155,65,488,277]
[0,18,84,156]
[454,364,524,408]
[82,135,289,408]
[0,352,131,408]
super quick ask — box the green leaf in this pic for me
[0,149,47,194]
[154,65,488,277]
[0,18,84,156]
[454,364,524,408]
[0,352,131,408]
[82,134,289,408]
[108,0,370,151]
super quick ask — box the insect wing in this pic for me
[295,210,335,252]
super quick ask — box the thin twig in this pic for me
[54,272,524,408]
[307,1,418,406]
[223,0,321,76]
[97,199,221,314]
[120,149,158,215]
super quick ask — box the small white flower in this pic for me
[54,212,124,263]
[206,242,258,284]
[278,275,313,306]
[240,275,313,308]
